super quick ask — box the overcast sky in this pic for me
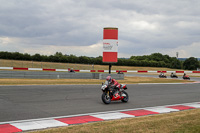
[0,0,200,58]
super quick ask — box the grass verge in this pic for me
[0,77,193,85]
[0,59,183,71]
[31,109,200,133]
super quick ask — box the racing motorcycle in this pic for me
[159,73,167,78]
[183,74,190,80]
[101,81,129,104]
[170,73,178,78]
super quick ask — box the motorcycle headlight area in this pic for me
[101,85,107,90]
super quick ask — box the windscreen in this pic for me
[104,80,109,85]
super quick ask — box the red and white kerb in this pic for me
[103,27,118,63]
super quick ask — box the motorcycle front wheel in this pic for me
[121,91,129,102]
[102,92,111,104]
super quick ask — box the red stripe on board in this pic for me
[103,28,118,40]
[138,70,148,73]
[103,52,118,63]
[56,115,104,125]
[13,67,28,70]
[74,70,80,72]
[98,70,104,72]
[116,70,127,73]
[193,71,200,73]
[0,124,22,133]
[157,71,167,73]
[167,105,195,110]
[176,71,184,73]
[121,109,159,117]
[90,70,96,72]
[43,68,56,71]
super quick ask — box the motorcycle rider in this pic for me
[106,76,121,97]
[171,72,174,77]
[183,73,186,76]
[160,72,164,76]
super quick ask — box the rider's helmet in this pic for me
[106,76,112,83]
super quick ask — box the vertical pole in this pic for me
[109,64,112,74]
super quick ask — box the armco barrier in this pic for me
[99,73,124,80]
[0,67,200,73]
[0,71,124,79]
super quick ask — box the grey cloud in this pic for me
[0,0,200,57]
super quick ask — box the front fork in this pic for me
[102,90,110,98]
[105,90,111,99]
[107,91,109,96]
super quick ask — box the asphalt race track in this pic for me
[0,83,200,122]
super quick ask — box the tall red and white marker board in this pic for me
[103,27,118,63]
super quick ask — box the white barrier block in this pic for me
[92,112,135,120]
[35,119,68,128]
[167,71,176,73]
[146,107,179,113]
[184,71,193,73]
[148,71,157,73]
[56,69,68,72]
[28,68,43,71]
[79,70,90,72]
[127,70,137,73]
[184,103,200,108]
[11,121,45,131]
[0,67,13,70]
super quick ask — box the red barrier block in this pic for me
[167,105,195,110]
[13,67,28,70]
[193,71,200,73]
[121,109,159,117]
[98,70,104,72]
[90,70,96,72]
[43,69,56,71]
[176,71,184,73]
[56,115,103,125]
[0,124,22,133]
[116,70,127,73]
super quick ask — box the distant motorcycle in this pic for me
[159,73,167,78]
[170,73,178,78]
[101,81,128,104]
[183,74,190,80]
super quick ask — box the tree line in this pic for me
[0,51,199,70]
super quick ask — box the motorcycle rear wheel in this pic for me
[121,91,129,102]
[102,92,111,104]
